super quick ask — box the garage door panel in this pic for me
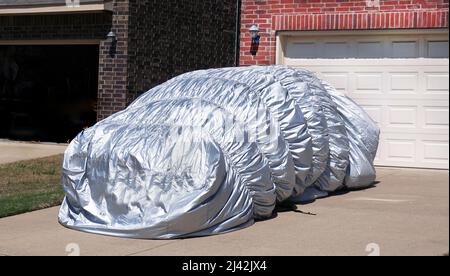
[356,99,448,134]
[377,133,449,169]
[310,66,448,100]
[423,140,449,164]
[317,72,349,92]
[387,105,417,128]
[282,31,449,169]
[354,72,383,93]
[425,72,449,93]
[391,41,419,58]
[357,41,384,58]
[390,72,419,93]
[385,138,417,162]
[286,42,316,58]
[427,40,449,58]
[424,107,449,129]
[418,136,449,169]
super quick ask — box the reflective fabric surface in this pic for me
[265,67,330,190]
[321,80,380,188]
[130,77,295,203]
[59,125,256,239]
[170,68,313,197]
[59,66,380,239]
[292,68,350,192]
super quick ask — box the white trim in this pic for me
[284,58,449,67]
[0,2,113,15]
[0,39,101,45]
[279,29,449,38]
[275,34,284,65]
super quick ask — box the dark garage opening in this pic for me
[0,45,99,143]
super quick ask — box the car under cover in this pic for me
[58,65,380,239]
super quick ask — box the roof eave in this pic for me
[0,1,113,16]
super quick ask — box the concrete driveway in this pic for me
[0,167,448,256]
[0,140,67,165]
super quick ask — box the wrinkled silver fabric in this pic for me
[321,80,380,188]
[291,68,350,192]
[264,66,330,190]
[59,125,257,239]
[59,66,380,239]
[130,77,295,203]
[104,99,276,217]
[169,67,313,197]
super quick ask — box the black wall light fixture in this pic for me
[107,30,117,58]
[249,24,260,56]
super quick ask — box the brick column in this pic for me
[97,0,130,121]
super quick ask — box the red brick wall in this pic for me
[240,0,449,65]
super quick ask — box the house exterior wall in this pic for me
[126,0,239,103]
[99,0,240,120]
[239,0,449,65]
[0,0,240,121]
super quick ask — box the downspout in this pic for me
[234,0,242,66]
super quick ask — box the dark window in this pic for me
[0,45,99,143]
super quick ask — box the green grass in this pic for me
[0,155,64,218]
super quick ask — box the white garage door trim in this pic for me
[278,29,449,169]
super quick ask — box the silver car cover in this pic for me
[129,77,295,203]
[59,66,379,239]
[169,67,313,196]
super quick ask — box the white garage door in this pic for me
[279,30,449,169]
